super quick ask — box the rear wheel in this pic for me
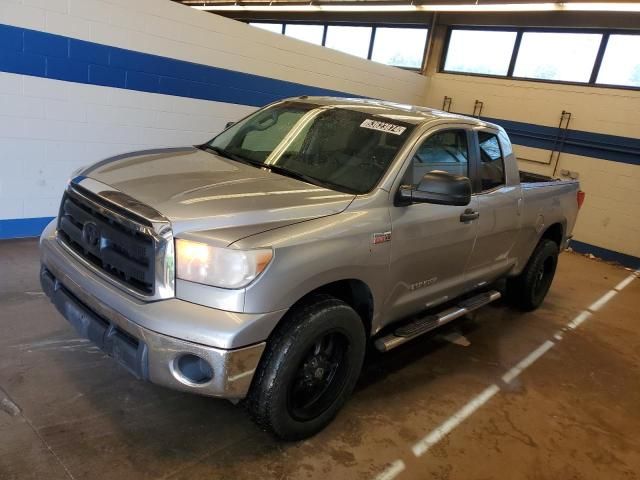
[247,294,366,440]
[507,239,559,311]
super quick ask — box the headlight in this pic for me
[175,239,273,289]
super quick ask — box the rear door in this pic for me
[465,127,522,288]
[385,125,479,322]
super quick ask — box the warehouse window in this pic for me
[249,22,283,34]
[325,26,372,59]
[513,32,602,83]
[443,29,517,76]
[596,34,640,87]
[246,21,428,70]
[285,24,324,45]
[441,26,640,91]
[371,27,428,69]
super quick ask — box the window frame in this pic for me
[440,26,640,92]
[474,129,507,194]
[369,26,430,69]
[249,20,429,71]
[282,23,325,45]
[396,126,475,197]
[408,129,471,184]
[324,24,375,59]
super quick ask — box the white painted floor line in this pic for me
[501,340,555,384]
[566,310,592,330]
[614,272,639,292]
[412,384,500,457]
[374,460,406,480]
[588,289,618,312]
[373,272,638,478]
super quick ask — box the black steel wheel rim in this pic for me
[287,330,350,422]
[532,256,555,302]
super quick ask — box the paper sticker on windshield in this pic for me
[360,119,407,135]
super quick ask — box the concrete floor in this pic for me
[1,239,639,480]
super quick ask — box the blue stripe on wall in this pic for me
[480,116,640,166]
[0,23,353,107]
[1,23,639,262]
[0,217,54,240]
[570,240,640,270]
[1,23,639,165]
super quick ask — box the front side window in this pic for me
[478,132,506,191]
[404,130,469,186]
[206,102,415,194]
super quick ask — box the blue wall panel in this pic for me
[0,217,54,240]
[571,240,640,270]
[0,22,638,165]
[0,23,351,107]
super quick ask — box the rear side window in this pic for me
[478,132,505,191]
[405,130,469,186]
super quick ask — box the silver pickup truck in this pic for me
[40,97,582,439]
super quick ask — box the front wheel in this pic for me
[507,239,559,311]
[247,294,366,440]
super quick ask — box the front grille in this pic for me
[57,189,156,295]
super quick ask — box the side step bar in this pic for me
[374,290,502,352]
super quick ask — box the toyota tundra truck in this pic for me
[40,97,583,440]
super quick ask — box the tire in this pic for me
[247,294,366,440]
[507,239,559,311]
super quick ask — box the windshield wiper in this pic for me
[265,164,356,194]
[198,145,262,169]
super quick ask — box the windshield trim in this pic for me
[203,101,415,195]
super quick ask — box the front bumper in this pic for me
[40,265,264,399]
[39,223,271,399]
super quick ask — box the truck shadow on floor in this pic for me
[27,299,562,478]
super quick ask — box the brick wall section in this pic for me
[0,0,428,222]
[0,0,428,102]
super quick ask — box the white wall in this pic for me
[0,0,429,226]
[425,74,640,259]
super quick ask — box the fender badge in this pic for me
[372,231,392,245]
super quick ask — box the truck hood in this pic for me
[84,147,355,239]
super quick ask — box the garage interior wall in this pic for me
[421,14,640,266]
[0,0,428,238]
[229,9,640,266]
[1,1,638,268]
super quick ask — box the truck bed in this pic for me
[519,171,557,184]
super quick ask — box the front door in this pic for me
[385,127,479,323]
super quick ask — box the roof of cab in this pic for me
[290,96,502,130]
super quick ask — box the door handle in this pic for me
[460,208,479,223]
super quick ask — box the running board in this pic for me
[374,290,501,352]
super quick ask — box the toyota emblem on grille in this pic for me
[82,222,100,247]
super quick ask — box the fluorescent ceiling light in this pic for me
[192,3,640,13]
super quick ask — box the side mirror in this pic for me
[225,121,235,129]
[397,171,471,206]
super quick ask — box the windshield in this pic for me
[204,101,415,194]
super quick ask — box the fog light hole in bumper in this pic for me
[171,354,214,386]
